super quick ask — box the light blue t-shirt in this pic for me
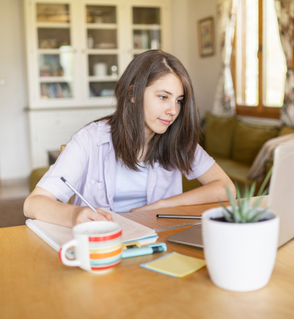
[113,160,148,213]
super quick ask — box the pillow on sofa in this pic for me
[231,119,279,165]
[204,113,236,158]
[278,126,294,136]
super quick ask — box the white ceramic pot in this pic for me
[202,207,279,292]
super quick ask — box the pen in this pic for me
[60,176,98,213]
[156,214,202,219]
[122,243,167,259]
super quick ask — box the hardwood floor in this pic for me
[0,179,30,228]
[0,178,30,200]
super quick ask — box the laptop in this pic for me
[167,141,294,248]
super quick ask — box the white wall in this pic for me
[0,0,218,181]
[0,0,30,181]
[170,0,219,118]
[170,0,190,69]
[187,0,219,118]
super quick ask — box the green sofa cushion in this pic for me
[182,175,202,192]
[231,120,279,165]
[278,126,294,136]
[29,166,50,192]
[214,156,251,183]
[204,113,235,158]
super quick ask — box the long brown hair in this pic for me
[98,50,200,174]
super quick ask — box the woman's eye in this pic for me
[176,99,184,104]
[159,95,167,100]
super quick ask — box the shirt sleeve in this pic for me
[37,126,92,203]
[184,144,215,180]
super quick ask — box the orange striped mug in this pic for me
[59,221,123,273]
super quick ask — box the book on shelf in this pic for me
[89,83,100,97]
[26,208,158,257]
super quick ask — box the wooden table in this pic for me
[1,202,294,319]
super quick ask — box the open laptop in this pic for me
[167,141,294,248]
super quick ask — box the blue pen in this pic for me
[122,243,167,258]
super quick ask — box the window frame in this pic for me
[232,0,283,119]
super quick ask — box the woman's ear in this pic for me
[128,85,135,103]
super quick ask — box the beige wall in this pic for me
[170,0,220,117]
[0,0,218,181]
[0,0,30,181]
[187,0,219,118]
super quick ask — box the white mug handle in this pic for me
[59,239,81,267]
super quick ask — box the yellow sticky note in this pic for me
[140,252,206,278]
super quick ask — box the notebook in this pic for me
[167,141,294,249]
[26,207,158,256]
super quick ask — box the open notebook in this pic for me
[26,208,158,256]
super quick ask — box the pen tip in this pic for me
[60,177,66,182]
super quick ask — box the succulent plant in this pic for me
[220,167,273,223]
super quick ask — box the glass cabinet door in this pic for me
[36,3,74,100]
[85,5,118,98]
[132,6,161,56]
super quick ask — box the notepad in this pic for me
[26,208,158,256]
[140,252,206,278]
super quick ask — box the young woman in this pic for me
[24,50,235,227]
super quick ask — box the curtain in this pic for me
[212,0,239,116]
[274,0,294,127]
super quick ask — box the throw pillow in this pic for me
[278,126,294,136]
[204,113,236,158]
[231,120,279,166]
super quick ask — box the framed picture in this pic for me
[198,17,215,57]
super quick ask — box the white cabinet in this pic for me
[24,0,171,109]
[27,107,115,168]
[24,0,171,168]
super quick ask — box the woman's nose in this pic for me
[166,101,178,115]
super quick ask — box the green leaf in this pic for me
[225,186,242,222]
[226,186,237,211]
[236,189,246,220]
[219,201,233,222]
[257,166,273,196]
[251,191,267,212]
[249,209,267,223]
[235,184,243,216]
[249,181,256,199]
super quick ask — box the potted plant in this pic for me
[202,170,280,292]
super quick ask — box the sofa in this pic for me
[182,113,294,193]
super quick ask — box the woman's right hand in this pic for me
[24,187,113,227]
[73,206,113,225]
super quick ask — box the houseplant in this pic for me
[202,169,280,292]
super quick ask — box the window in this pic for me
[232,0,287,119]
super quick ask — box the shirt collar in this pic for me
[96,120,112,146]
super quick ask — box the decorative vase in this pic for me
[202,207,279,292]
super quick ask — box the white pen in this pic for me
[60,176,98,213]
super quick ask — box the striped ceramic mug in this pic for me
[59,221,123,273]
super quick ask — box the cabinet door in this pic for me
[80,1,124,107]
[25,0,82,108]
[127,0,171,60]
[28,108,114,168]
